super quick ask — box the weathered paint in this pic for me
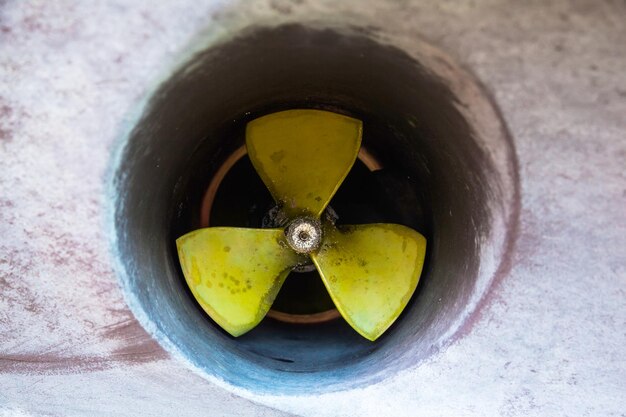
[247,109,362,218]
[0,1,623,416]
[312,223,426,341]
[177,228,302,336]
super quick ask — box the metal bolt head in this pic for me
[285,217,322,254]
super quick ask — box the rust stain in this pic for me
[452,121,522,342]
[0,211,168,374]
[100,315,169,363]
[0,317,168,375]
[0,102,13,143]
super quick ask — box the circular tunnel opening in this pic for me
[110,23,518,394]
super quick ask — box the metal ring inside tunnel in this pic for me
[200,145,383,227]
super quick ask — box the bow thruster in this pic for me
[177,109,427,341]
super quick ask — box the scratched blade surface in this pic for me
[176,227,302,336]
[311,223,427,341]
[246,109,362,218]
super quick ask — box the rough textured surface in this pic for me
[0,0,624,416]
[108,20,517,393]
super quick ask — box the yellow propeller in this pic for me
[176,109,426,341]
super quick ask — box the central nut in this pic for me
[285,217,322,254]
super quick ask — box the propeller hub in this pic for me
[285,217,322,254]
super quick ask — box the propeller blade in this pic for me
[246,109,362,218]
[176,228,303,336]
[311,223,426,341]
